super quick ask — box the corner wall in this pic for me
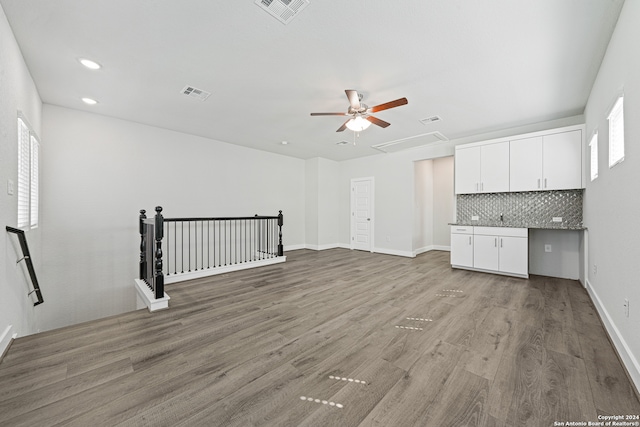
[583,0,640,390]
[0,4,43,349]
[40,105,306,331]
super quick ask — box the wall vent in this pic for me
[372,131,449,154]
[255,0,310,25]
[181,86,211,101]
[419,115,442,125]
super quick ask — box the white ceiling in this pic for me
[1,0,624,161]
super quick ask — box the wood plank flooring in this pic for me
[1,249,638,426]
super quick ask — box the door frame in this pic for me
[350,177,375,252]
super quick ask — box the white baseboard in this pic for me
[165,256,287,284]
[585,279,640,393]
[414,245,451,256]
[0,324,17,361]
[134,279,170,312]
[284,244,306,251]
[373,247,415,258]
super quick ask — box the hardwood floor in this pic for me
[1,249,638,426]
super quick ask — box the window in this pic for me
[608,95,624,168]
[589,132,598,181]
[17,117,39,229]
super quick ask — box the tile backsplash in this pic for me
[456,190,583,229]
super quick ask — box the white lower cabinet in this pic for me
[451,226,528,278]
[450,226,474,268]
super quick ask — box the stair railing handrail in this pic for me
[5,226,44,306]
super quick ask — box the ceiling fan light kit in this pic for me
[346,116,371,132]
[311,89,408,133]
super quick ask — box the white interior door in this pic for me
[351,177,374,252]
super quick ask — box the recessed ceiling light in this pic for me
[81,97,98,105]
[281,141,289,145]
[79,58,101,70]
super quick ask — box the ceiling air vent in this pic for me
[419,115,442,125]
[255,0,310,25]
[372,132,449,154]
[181,86,211,101]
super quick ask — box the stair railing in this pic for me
[5,226,44,306]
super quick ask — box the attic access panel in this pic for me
[256,0,310,24]
[372,132,449,154]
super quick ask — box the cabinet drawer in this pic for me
[451,226,473,234]
[474,227,527,238]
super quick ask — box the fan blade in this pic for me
[345,90,361,110]
[310,112,348,116]
[336,119,350,132]
[369,97,408,113]
[366,116,391,128]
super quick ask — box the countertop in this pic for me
[449,222,586,231]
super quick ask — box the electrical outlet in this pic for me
[552,217,563,223]
[544,244,552,253]
[624,298,630,317]
[386,236,391,242]
[7,179,14,195]
[471,215,479,221]
[593,264,598,275]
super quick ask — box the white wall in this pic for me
[529,229,581,280]
[432,156,454,249]
[0,4,43,351]
[583,0,640,390]
[40,105,306,331]
[317,158,340,248]
[413,160,434,254]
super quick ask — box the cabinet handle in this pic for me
[494,238,497,247]
[469,236,472,245]
[500,238,503,248]
[481,182,484,192]
[544,178,547,188]
[476,182,479,192]
[537,178,541,189]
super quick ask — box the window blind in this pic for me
[17,118,30,228]
[608,95,624,168]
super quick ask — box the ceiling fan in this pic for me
[311,90,408,132]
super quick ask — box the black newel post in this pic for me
[154,206,164,299]
[139,209,147,280]
[277,210,284,257]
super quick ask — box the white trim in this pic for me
[453,123,585,150]
[165,256,286,284]
[305,243,343,251]
[414,245,451,256]
[585,279,640,393]
[284,244,306,251]
[0,325,17,361]
[134,279,170,312]
[451,265,529,279]
[373,247,414,258]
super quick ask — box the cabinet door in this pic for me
[510,136,543,192]
[480,142,510,193]
[498,236,528,276]
[451,233,474,267]
[543,130,582,190]
[455,146,481,194]
[473,235,499,271]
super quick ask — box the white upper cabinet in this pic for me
[542,130,582,190]
[455,146,481,194]
[510,130,582,191]
[510,136,543,191]
[456,125,584,195]
[455,142,509,194]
